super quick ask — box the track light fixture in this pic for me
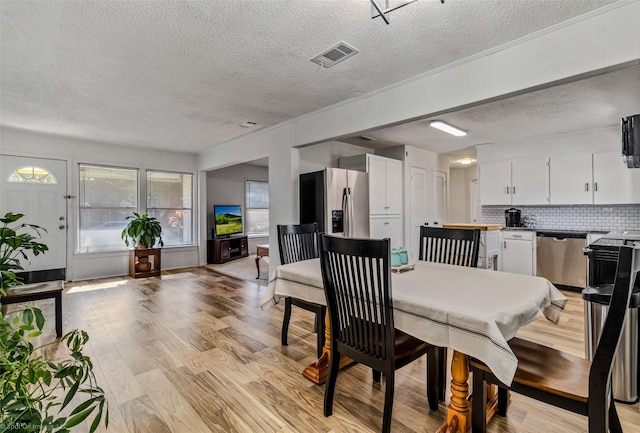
[371,0,444,25]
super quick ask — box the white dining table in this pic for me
[261,258,567,433]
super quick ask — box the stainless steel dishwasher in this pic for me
[536,231,588,290]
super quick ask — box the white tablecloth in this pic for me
[261,259,567,386]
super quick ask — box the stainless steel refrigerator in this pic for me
[299,168,369,238]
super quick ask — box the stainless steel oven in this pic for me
[536,231,588,291]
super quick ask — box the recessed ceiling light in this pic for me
[430,121,467,137]
[240,121,258,128]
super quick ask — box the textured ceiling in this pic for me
[340,63,640,162]
[0,0,624,155]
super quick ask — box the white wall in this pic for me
[476,126,620,163]
[449,168,468,223]
[448,165,479,223]
[0,127,199,280]
[299,141,372,173]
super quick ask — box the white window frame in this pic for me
[245,179,269,237]
[78,164,139,253]
[146,170,194,247]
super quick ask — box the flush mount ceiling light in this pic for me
[430,121,467,137]
[371,0,444,25]
[240,121,258,128]
[456,158,476,165]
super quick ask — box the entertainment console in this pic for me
[208,235,249,264]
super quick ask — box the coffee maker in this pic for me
[504,208,521,227]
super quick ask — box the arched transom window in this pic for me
[7,166,58,184]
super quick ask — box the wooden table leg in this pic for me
[435,351,503,433]
[437,350,470,433]
[255,256,261,279]
[302,312,352,384]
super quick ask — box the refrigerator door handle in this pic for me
[341,187,355,237]
[346,187,355,237]
[342,187,349,237]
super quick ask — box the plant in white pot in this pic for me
[0,212,108,432]
[121,213,163,273]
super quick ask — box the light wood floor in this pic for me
[13,267,640,433]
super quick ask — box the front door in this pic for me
[0,155,67,274]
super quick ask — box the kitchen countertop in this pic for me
[443,223,502,231]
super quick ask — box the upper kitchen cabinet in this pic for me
[368,154,403,214]
[340,153,403,215]
[592,151,640,204]
[549,153,592,204]
[479,158,549,206]
[550,151,640,205]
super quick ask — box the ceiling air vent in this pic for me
[311,42,359,68]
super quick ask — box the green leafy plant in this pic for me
[121,213,163,248]
[0,212,48,290]
[0,309,109,433]
[1,212,109,432]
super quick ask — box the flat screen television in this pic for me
[213,205,243,237]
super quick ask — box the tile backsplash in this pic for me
[481,204,640,232]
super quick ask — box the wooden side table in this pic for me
[255,244,269,278]
[129,248,161,278]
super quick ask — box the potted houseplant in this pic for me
[1,212,108,432]
[121,213,163,273]
[0,212,48,288]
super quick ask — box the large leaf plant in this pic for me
[121,213,163,248]
[1,213,108,433]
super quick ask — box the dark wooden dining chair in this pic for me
[470,244,638,433]
[277,223,326,358]
[320,235,439,433]
[418,226,481,401]
[418,226,481,267]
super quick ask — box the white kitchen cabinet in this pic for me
[550,151,640,205]
[592,151,640,204]
[549,153,593,204]
[479,161,511,205]
[367,154,403,215]
[511,158,549,205]
[369,215,403,248]
[500,230,535,276]
[480,158,548,206]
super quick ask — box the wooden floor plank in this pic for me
[136,368,214,433]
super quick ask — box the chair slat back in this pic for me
[277,223,320,265]
[320,235,394,361]
[589,245,638,400]
[418,226,480,267]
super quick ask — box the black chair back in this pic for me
[277,223,320,265]
[320,235,394,371]
[277,222,326,358]
[418,226,480,267]
[589,245,636,424]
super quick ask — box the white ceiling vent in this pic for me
[311,42,359,68]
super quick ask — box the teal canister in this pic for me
[391,248,402,267]
[399,248,408,265]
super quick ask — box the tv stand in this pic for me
[208,235,249,264]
